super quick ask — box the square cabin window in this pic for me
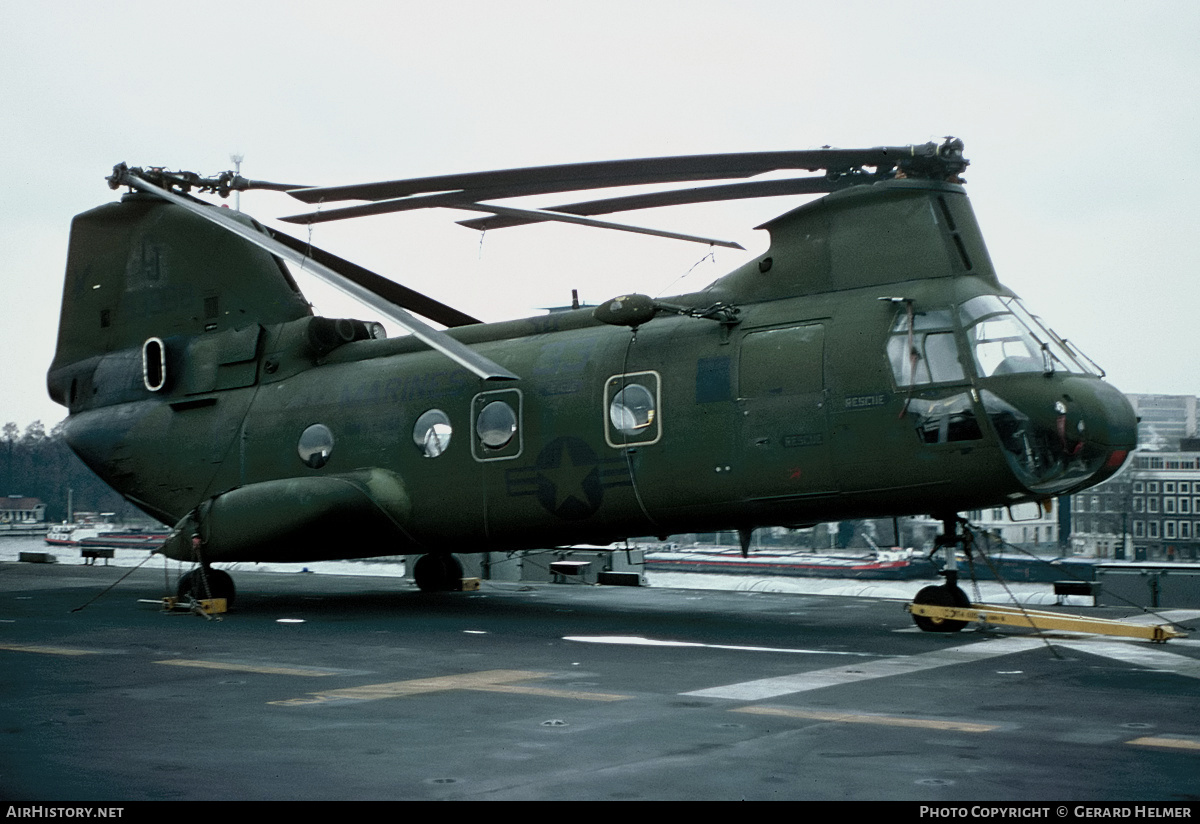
[605,371,662,448]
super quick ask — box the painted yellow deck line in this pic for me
[471,683,631,701]
[1127,736,1200,751]
[0,643,100,656]
[733,705,998,732]
[270,669,553,706]
[156,659,336,677]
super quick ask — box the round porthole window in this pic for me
[413,409,452,458]
[609,383,656,435]
[298,423,334,469]
[476,401,517,450]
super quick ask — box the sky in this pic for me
[2,0,1198,431]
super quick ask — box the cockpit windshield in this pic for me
[958,295,1099,378]
[882,295,1125,493]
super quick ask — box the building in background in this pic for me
[1064,395,1198,561]
[0,495,48,534]
[961,501,1062,553]
[1127,394,1198,451]
[1070,449,1200,561]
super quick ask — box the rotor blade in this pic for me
[285,146,913,205]
[279,190,486,225]
[265,229,481,327]
[450,203,744,249]
[279,140,966,227]
[234,178,313,192]
[455,175,874,232]
[116,170,518,382]
[276,174,847,228]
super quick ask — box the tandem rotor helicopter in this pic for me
[48,138,1137,630]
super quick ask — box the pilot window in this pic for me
[886,309,965,386]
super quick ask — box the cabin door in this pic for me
[736,323,834,501]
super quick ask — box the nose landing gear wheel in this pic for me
[413,553,464,592]
[177,568,236,608]
[911,584,970,632]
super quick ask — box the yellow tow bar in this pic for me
[906,602,1188,644]
[138,596,228,619]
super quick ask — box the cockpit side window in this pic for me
[906,393,983,444]
[887,309,966,386]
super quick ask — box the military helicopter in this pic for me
[47,138,1138,630]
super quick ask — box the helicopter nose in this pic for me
[979,377,1137,496]
[1076,377,1138,482]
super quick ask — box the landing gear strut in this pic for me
[172,532,235,609]
[911,515,972,633]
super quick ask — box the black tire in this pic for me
[413,554,464,592]
[912,584,970,633]
[177,567,236,608]
[176,569,198,601]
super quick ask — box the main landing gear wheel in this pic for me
[911,584,970,633]
[413,553,464,592]
[177,568,236,608]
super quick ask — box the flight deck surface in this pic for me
[2,561,1199,802]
